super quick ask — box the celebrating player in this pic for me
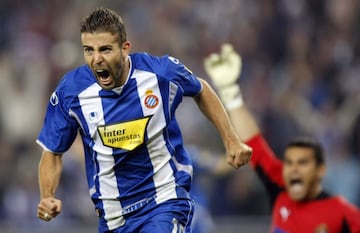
[204,44,360,232]
[36,7,252,233]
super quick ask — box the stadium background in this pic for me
[0,0,359,232]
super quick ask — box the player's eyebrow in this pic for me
[82,45,93,50]
[98,45,113,51]
[82,45,113,51]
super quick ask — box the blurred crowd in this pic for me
[0,0,359,230]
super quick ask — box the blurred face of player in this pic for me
[282,147,325,201]
[81,32,131,90]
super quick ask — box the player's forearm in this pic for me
[195,79,239,144]
[228,105,260,142]
[38,151,63,199]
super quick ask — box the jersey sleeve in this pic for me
[339,197,360,232]
[246,134,285,206]
[162,56,202,97]
[36,90,78,154]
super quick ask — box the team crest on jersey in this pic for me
[144,90,159,109]
[315,224,328,233]
[279,206,291,221]
[50,92,59,106]
[97,116,151,150]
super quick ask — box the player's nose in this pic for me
[93,52,104,64]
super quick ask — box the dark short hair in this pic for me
[285,136,325,166]
[80,7,127,44]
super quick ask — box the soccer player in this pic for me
[204,44,360,232]
[35,8,252,233]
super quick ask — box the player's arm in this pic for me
[342,200,360,232]
[203,44,285,200]
[37,150,63,222]
[203,44,262,143]
[227,89,285,196]
[194,78,252,169]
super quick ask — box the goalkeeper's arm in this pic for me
[203,43,243,110]
[204,43,259,142]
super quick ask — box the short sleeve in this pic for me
[163,56,202,97]
[36,91,78,153]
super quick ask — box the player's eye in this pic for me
[283,159,291,165]
[100,47,112,54]
[298,159,310,166]
[83,47,93,55]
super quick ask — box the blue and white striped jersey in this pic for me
[37,52,202,229]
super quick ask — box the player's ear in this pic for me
[121,40,131,52]
[317,164,326,180]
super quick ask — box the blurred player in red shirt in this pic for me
[204,44,360,233]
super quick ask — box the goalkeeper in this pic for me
[204,44,360,232]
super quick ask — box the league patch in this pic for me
[89,111,99,123]
[168,56,193,74]
[168,56,180,64]
[97,116,151,150]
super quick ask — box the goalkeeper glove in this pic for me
[204,43,243,110]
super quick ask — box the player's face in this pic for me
[282,147,325,201]
[81,32,131,90]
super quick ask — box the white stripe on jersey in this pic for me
[172,156,193,177]
[168,81,193,176]
[172,218,185,233]
[133,69,178,204]
[78,83,123,222]
[168,81,178,114]
[133,69,166,138]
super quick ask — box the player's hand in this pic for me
[37,197,62,222]
[204,43,243,110]
[204,43,242,88]
[226,140,252,169]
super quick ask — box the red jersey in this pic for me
[246,134,360,233]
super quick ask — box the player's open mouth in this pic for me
[96,69,110,79]
[289,178,304,193]
[290,178,302,186]
[95,69,112,85]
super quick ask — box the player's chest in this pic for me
[76,83,164,126]
[272,197,340,233]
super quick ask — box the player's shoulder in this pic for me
[131,52,169,67]
[320,195,360,214]
[130,52,183,72]
[57,64,95,92]
[333,195,359,208]
[61,64,93,83]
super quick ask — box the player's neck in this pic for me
[307,184,323,201]
[118,57,131,87]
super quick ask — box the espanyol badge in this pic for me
[144,90,159,109]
